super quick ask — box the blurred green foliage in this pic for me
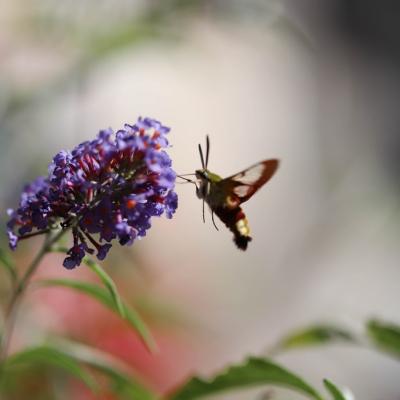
[275,324,355,353]
[169,357,324,400]
[1,342,157,400]
[38,277,156,352]
[367,319,400,359]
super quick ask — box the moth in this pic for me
[182,136,279,250]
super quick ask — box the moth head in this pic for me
[195,169,208,180]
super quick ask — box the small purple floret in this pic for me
[97,243,112,261]
[7,231,18,251]
[63,243,87,269]
[7,117,178,268]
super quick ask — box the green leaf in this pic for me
[3,346,97,392]
[367,319,400,358]
[51,245,69,254]
[38,279,157,352]
[277,325,354,351]
[0,248,17,284]
[84,258,126,318]
[169,357,323,400]
[49,339,157,400]
[323,379,347,400]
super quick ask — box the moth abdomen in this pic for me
[234,211,252,250]
[215,207,252,251]
[234,234,252,250]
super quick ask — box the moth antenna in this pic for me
[205,135,210,168]
[198,144,205,169]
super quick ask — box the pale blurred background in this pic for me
[1,0,400,399]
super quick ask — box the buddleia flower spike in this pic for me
[6,117,178,268]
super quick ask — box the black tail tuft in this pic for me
[234,235,252,250]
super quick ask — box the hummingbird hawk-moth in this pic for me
[189,136,279,250]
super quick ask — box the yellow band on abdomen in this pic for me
[236,218,250,236]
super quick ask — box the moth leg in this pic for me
[211,211,219,231]
[202,199,205,223]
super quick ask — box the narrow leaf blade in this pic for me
[84,258,126,318]
[38,279,156,352]
[278,325,354,351]
[367,319,400,358]
[323,379,347,400]
[50,339,157,400]
[4,346,97,392]
[169,357,323,400]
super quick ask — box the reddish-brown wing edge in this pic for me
[221,159,279,204]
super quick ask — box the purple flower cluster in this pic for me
[7,117,178,268]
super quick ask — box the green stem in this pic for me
[0,229,68,365]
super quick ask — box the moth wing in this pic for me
[222,159,279,204]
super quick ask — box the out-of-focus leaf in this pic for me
[84,258,125,318]
[367,319,400,358]
[3,346,97,392]
[169,357,323,400]
[277,325,354,351]
[50,339,157,400]
[38,279,156,352]
[323,379,347,400]
[51,245,69,254]
[0,248,17,284]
